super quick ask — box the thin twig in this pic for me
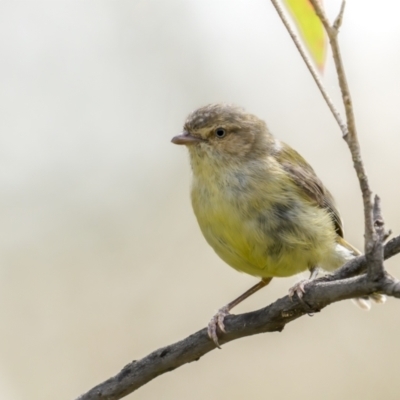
[333,1,345,31]
[269,0,347,136]
[309,0,333,32]
[308,0,375,250]
[367,195,386,281]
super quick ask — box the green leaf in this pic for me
[283,0,327,72]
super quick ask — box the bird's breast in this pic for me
[190,169,339,278]
[191,170,294,276]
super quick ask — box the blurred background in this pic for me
[1,1,400,399]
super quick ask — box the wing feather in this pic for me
[274,141,344,237]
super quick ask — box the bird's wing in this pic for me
[274,141,344,238]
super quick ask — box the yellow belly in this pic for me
[191,176,340,278]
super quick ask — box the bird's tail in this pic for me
[336,236,361,256]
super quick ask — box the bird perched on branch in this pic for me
[172,104,384,347]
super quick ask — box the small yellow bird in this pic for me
[172,104,382,346]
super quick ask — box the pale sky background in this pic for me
[1,1,400,399]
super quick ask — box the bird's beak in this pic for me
[171,131,203,145]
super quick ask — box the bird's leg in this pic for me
[288,266,320,299]
[208,277,272,348]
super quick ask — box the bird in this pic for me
[171,103,384,347]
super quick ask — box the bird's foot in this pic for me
[207,305,230,348]
[288,279,309,300]
[288,279,318,314]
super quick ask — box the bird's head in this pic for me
[172,104,274,167]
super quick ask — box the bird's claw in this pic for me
[288,279,311,300]
[288,279,317,314]
[207,306,230,348]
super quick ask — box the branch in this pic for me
[76,235,400,400]
[308,0,375,249]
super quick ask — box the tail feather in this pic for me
[352,297,371,311]
[336,236,361,256]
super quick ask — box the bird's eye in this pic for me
[215,128,226,138]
